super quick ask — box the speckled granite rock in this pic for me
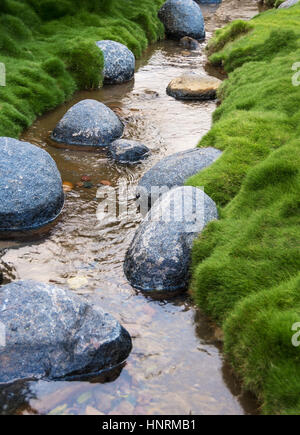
[179,36,200,50]
[51,100,124,147]
[0,281,132,383]
[124,187,218,293]
[0,137,64,233]
[278,0,299,8]
[167,73,222,100]
[96,40,135,85]
[158,0,205,40]
[137,147,221,205]
[108,139,151,164]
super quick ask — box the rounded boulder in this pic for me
[0,280,132,383]
[137,147,221,206]
[108,139,151,164]
[167,73,222,100]
[278,0,299,8]
[0,137,64,234]
[158,0,206,40]
[124,186,218,293]
[96,40,135,85]
[51,99,124,147]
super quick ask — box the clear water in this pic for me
[0,1,261,415]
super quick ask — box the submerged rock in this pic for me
[96,40,135,84]
[108,139,151,164]
[51,99,124,147]
[179,36,200,50]
[194,0,222,4]
[0,281,132,383]
[137,147,221,205]
[0,137,64,234]
[124,186,218,293]
[167,73,222,100]
[158,0,205,40]
[278,0,299,8]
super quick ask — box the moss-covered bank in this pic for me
[0,0,164,138]
[187,5,300,414]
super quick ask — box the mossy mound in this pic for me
[0,0,164,137]
[187,5,300,414]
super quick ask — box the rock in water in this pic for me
[278,0,299,8]
[167,73,222,100]
[0,137,64,234]
[108,139,151,164]
[51,99,124,147]
[0,281,132,383]
[179,36,200,50]
[158,0,205,40]
[96,40,135,84]
[137,147,221,206]
[194,0,222,4]
[124,186,218,293]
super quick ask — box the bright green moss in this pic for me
[0,0,164,137]
[187,5,300,414]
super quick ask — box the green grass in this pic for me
[0,0,164,137]
[187,5,300,414]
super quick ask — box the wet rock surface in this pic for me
[51,99,124,147]
[194,0,222,4]
[0,281,132,383]
[96,40,135,84]
[124,186,218,293]
[137,147,221,204]
[0,138,64,233]
[158,0,206,40]
[278,0,299,8]
[179,36,200,50]
[108,139,151,164]
[167,73,222,100]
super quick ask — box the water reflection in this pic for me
[0,0,261,415]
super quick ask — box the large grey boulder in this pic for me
[0,138,64,234]
[96,40,135,85]
[51,100,124,147]
[278,0,299,8]
[137,147,221,206]
[108,139,151,164]
[158,0,205,40]
[124,186,218,293]
[0,281,132,383]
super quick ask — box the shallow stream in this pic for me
[0,1,262,415]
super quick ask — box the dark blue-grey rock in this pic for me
[158,0,205,40]
[278,0,299,8]
[108,139,151,164]
[137,147,221,205]
[179,36,200,50]
[124,186,218,293]
[51,100,124,147]
[0,137,64,234]
[96,40,135,85]
[194,0,221,4]
[0,281,132,383]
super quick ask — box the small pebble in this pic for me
[62,181,74,192]
[83,182,93,189]
[81,175,91,182]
